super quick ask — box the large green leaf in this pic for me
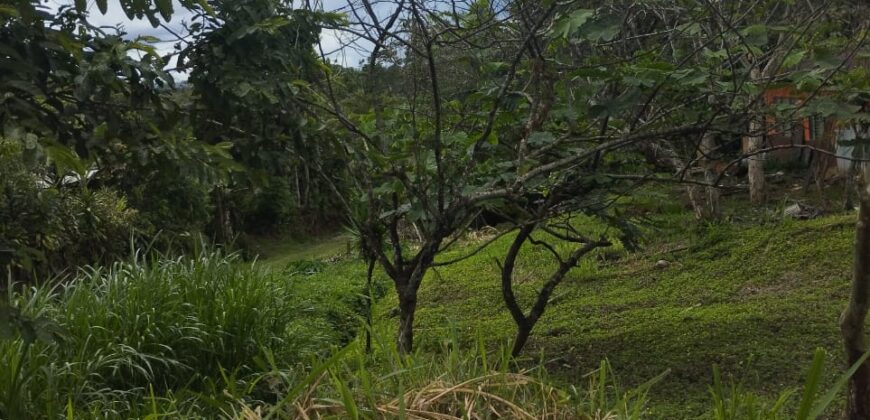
[43,142,87,177]
[740,24,768,47]
[552,9,594,39]
[155,0,174,21]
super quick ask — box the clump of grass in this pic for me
[0,251,324,418]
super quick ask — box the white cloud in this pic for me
[47,0,194,80]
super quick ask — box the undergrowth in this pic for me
[0,251,369,418]
[0,192,864,418]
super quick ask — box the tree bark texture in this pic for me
[747,118,766,205]
[842,180,870,420]
[747,68,766,205]
[396,283,418,354]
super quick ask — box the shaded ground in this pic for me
[251,233,353,267]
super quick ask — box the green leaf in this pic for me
[74,0,87,12]
[552,9,594,39]
[44,142,87,176]
[676,69,708,86]
[579,14,621,42]
[96,0,108,14]
[794,348,825,420]
[703,48,728,60]
[740,24,768,47]
[443,131,469,146]
[782,50,807,69]
[805,98,861,118]
[676,22,701,36]
[807,348,870,419]
[196,0,215,16]
[146,12,160,28]
[528,131,556,146]
[0,5,20,16]
[155,0,173,21]
[137,35,162,43]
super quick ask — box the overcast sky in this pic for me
[46,0,372,80]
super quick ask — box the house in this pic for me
[744,85,870,182]
[743,86,830,164]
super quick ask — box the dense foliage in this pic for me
[0,0,346,277]
[4,0,870,418]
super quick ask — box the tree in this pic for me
[496,179,621,356]
[308,0,868,358]
[313,0,712,353]
[0,0,237,272]
[840,118,870,419]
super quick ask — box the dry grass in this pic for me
[238,370,616,420]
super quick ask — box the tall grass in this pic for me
[708,348,870,420]
[1,252,311,418]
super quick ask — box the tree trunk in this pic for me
[747,121,766,205]
[700,131,721,219]
[212,188,233,243]
[747,68,766,205]
[686,184,706,220]
[396,289,417,354]
[511,324,532,358]
[365,258,375,353]
[842,180,870,419]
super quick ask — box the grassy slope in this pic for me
[355,190,855,418]
[261,187,858,418]
[251,233,353,267]
[414,216,852,417]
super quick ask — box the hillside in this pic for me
[289,191,857,417]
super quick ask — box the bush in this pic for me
[55,189,138,268]
[0,140,63,274]
[0,140,138,278]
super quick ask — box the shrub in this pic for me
[55,188,138,268]
[0,139,142,279]
[0,140,63,274]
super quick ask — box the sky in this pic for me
[45,0,373,80]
